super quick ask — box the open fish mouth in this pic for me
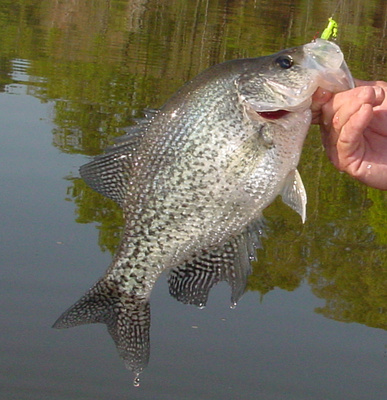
[255,96,311,120]
[256,96,312,120]
[256,109,290,119]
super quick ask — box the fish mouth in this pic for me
[256,110,290,120]
[256,97,311,120]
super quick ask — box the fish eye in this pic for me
[276,55,293,69]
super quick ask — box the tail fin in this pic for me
[53,278,150,377]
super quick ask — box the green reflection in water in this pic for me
[1,0,386,330]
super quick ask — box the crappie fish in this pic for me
[53,39,354,381]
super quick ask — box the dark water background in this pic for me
[1,1,386,399]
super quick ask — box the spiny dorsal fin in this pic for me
[80,142,135,206]
[280,169,307,223]
[80,111,158,206]
[53,278,150,376]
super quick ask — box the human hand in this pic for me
[312,80,387,190]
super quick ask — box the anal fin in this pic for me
[168,218,266,308]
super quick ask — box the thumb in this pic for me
[311,88,333,124]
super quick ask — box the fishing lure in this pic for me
[321,17,338,40]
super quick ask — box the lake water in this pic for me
[1,1,386,399]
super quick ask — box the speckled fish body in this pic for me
[53,39,353,378]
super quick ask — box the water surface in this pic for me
[1,1,386,399]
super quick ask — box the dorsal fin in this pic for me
[80,111,158,206]
[280,168,307,223]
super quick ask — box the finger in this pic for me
[358,83,386,107]
[319,87,376,167]
[318,85,383,129]
[336,103,374,169]
[354,81,386,108]
[311,88,333,124]
[355,79,387,91]
[320,121,340,167]
[370,107,387,135]
[332,86,385,139]
[328,86,377,132]
[322,103,374,171]
[354,79,375,87]
[320,110,339,167]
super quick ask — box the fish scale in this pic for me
[53,39,354,381]
[116,91,267,269]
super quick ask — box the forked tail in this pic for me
[53,277,150,380]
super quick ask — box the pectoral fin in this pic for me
[280,169,307,223]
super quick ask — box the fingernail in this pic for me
[374,86,384,101]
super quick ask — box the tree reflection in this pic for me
[0,0,385,335]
